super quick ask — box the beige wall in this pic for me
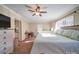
[37,22,52,31]
[42,23,51,31]
[29,23,37,32]
[21,20,30,40]
[50,21,56,31]
[0,5,30,40]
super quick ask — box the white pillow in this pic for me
[62,30,67,36]
[58,29,64,34]
[62,30,73,37]
[54,29,59,34]
[71,30,79,40]
[66,30,74,37]
[55,29,64,35]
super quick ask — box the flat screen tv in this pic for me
[0,14,11,29]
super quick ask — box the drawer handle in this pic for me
[3,36,6,39]
[4,47,6,50]
[4,31,6,34]
[4,42,6,44]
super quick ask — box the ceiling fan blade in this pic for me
[40,11,47,13]
[36,4,47,9]
[35,4,40,9]
[39,14,42,16]
[32,13,36,16]
[28,9,35,12]
[25,5,32,8]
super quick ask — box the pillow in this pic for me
[71,31,79,41]
[57,29,63,34]
[53,29,59,34]
[62,30,73,38]
[62,30,68,36]
[66,30,74,37]
[54,29,64,35]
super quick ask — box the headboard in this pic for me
[61,25,79,30]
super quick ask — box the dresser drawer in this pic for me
[0,32,5,42]
[3,46,13,54]
[0,47,4,54]
[0,46,11,54]
[0,30,13,37]
[0,30,7,41]
[0,40,7,45]
[5,47,13,53]
[0,42,12,54]
[0,30,7,35]
[0,44,7,54]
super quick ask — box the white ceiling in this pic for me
[5,4,79,23]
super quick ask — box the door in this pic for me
[14,19,22,46]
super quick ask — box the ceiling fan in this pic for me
[25,4,47,16]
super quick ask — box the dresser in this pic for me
[0,29,14,54]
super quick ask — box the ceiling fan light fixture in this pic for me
[25,4,47,16]
[35,12,40,16]
[32,12,40,16]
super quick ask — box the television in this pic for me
[0,14,11,29]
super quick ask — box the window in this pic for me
[65,15,74,26]
[54,14,74,31]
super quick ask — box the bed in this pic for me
[31,31,79,54]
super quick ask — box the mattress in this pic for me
[31,32,79,54]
